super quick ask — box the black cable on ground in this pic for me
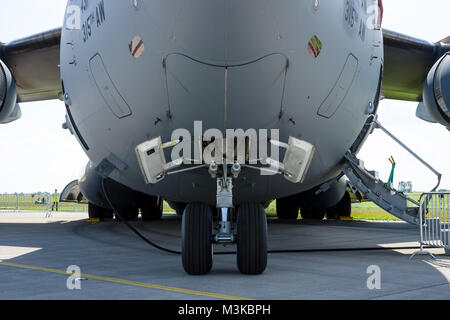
[102,179,180,255]
[102,178,425,256]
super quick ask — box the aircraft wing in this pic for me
[382,29,450,101]
[1,27,448,104]
[0,28,62,103]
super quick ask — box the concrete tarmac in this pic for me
[0,211,449,300]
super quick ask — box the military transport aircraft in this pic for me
[1,0,449,275]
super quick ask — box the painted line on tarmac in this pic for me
[0,261,252,300]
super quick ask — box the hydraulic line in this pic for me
[102,179,425,256]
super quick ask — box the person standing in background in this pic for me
[52,189,59,212]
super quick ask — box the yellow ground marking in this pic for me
[339,216,354,221]
[0,261,252,300]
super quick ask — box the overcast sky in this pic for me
[0,0,449,193]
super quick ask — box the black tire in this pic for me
[167,201,187,216]
[115,206,139,221]
[301,205,326,220]
[88,202,113,219]
[300,206,312,219]
[276,196,299,220]
[237,203,268,275]
[141,197,163,221]
[326,205,338,220]
[88,202,104,219]
[102,209,114,219]
[336,191,351,218]
[182,203,213,275]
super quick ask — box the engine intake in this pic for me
[423,53,450,129]
[0,59,19,124]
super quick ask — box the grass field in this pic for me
[265,193,423,221]
[0,194,88,212]
[1,193,425,221]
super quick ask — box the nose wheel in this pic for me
[237,203,268,274]
[181,201,268,275]
[181,203,213,275]
[181,162,268,275]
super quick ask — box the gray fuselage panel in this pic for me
[60,0,383,204]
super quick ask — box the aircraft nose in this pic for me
[168,0,281,63]
[162,0,287,131]
[164,53,288,131]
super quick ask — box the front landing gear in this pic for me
[237,203,268,274]
[181,201,268,275]
[136,135,314,275]
[180,162,268,275]
[181,203,213,275]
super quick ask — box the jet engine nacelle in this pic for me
[0,59,20,124]
[423,53,450,129]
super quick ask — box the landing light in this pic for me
[266,137,315,184]
[135,137,183,184]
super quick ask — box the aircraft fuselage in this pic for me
[61,0,383,205]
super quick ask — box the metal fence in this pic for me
[0,193,88,213]
[411,192,450,258]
